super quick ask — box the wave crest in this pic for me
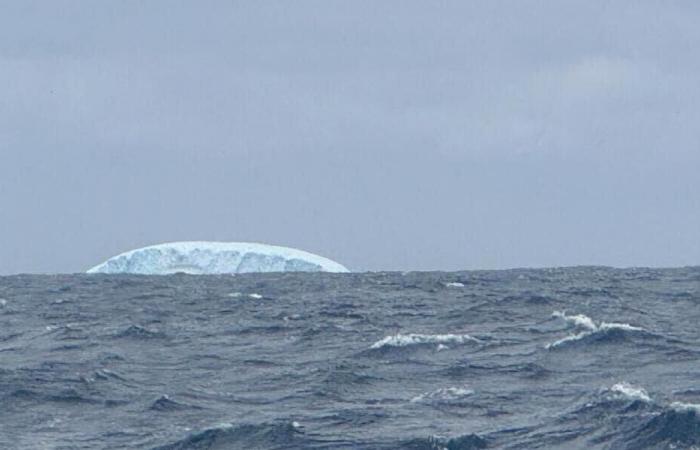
[402,433,487,450]
[370,333,479,350]
[411,386,474,405]
[151,422,306,450]
[546,311,644,349]
[609,382,652,403]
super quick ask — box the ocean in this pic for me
[1,267,699,449]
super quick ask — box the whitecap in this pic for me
[552,311,596,330]
[370,333,479,349]
[598,322,643,332]
[670,402,700,413]
[411,386,474,404]
[546,331,591,349]
[546,311,643,349]
[227,292,263,299]
[445,282,465,288]
[610,382,652,403]
[0,299,7,307]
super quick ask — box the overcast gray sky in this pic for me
[1,1,699,274]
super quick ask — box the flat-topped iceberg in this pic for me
[87,241,349,274]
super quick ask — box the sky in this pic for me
[1,1,699,274]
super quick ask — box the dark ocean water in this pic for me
[1,267,700,450]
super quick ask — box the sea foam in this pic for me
[411,386,474,404]
[370,333,479,349]
[546,311,644,349]
[610,382,652,403]
[670,402,700,413]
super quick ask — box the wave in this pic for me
[315,365,386,402]
[154,423,490,450]
[410,386,474,405]
[7,387,100,405]
[43,324,89,341]
[322,364,381,389]
[149,395,202,412]
[670,402,700,413]
[401,433,487,450]
[534,383,700,449]
[499,293,556,305]
[151,422,308,450]
[370,333,480,350]
[5,268,700,449]
[624,402,700,449]
[322,409,388,428]
[546,311,645,349]
[78,368,130,386]
[113,325,166,340]
[93,368,128,382]
[609,382,652,403]
[444,362,551,380]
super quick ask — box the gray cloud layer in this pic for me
[1,1,698,273]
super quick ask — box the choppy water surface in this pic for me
[1,267,699,449]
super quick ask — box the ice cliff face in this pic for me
[87,241,349,274]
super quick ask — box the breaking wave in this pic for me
[370,333,480,350]
[609,382,652,403]
[546,311,645,349]
[410,386,474,404]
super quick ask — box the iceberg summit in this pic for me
[87,241,349,274]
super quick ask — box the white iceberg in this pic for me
[87,241,349,274]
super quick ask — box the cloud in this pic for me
[0,1,699,273]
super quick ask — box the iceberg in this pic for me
[86,241,349,274]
